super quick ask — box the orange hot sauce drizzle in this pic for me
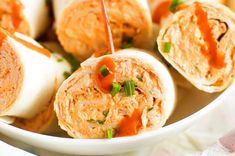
[94,48,111,57]
[95,0,116,92]
[11,0,22,30]
[195,2,226,69]
[115,109,142,137]
[0,31,7,47]
[96,57,115,93]
[12,35,51,57]
[152,0,171,24]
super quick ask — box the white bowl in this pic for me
[0,82,234,155]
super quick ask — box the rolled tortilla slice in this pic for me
[0,29,60,119]
[53,0,152,60]
[13,43,72,133]
[149,0,225,25]
[0,0,50,38]
[54,49,176,138]
[157,2,235,92]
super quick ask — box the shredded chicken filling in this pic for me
[56,59,165,138]
[0,40,23,114]
[160,4,235,87]
[57,0,150,60]
[0,0,29,35]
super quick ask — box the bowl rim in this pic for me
[0,82,234,153]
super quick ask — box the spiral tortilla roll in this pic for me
[13,43,72,133]
[157,2,235,92]
[0,29,64,119]
[54,49,175,138]
[53,0,152,60]
[149,0,225,26]
[0,0,50,38]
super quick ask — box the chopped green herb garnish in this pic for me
[103,109,109,117]
[99,65,110,77]
[148,107,154,112]
[121,43,132,49]
[63,71,71,79]
[121,37,133,49]
[57,58,64,62]
[124,80,135,96]
[87,119,96,123]
[110,83,121,96]
[169,0,183,12]
[101,50,109,56]
[136,75,143,82]
[87,119,105,125]
[163,42,171,53]
[64,53,80,72]
[97,120,105,125]
[107,128,113,139]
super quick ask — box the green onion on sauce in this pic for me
[169,0,182,12]
[99,64,110,77]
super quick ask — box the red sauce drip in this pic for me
[0,31,7,47]
[94,48,112,57]
[94,48,120,57]
[96,57,115,92]
[0,28,50,57]
[115,109,142,137]
[11,0,22,30]
[195,2,226,69]
[152,1,171,24]
[12,35,51,58]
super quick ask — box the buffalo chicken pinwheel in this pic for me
[54,49,176,138]
[157,2,235,92]
[53,0,152,60]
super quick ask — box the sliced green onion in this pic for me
[136,75,143,82]
[169,0,183,12]
[124,80,135,96]
[101,50,109,56]
[110,83,121,96]
[107,128,113,139]
[148,107,154,112]
[87,119,96,123]
[121,43,132,49]
[57,58,64,62]
[163,42,171,53]
[64,53,80,72]
[97,120,105,125]
[99,65,110,77]
[63,71,71,79]
[87,119,105,125]
[121,37,133,49]
[103,109,109,117]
